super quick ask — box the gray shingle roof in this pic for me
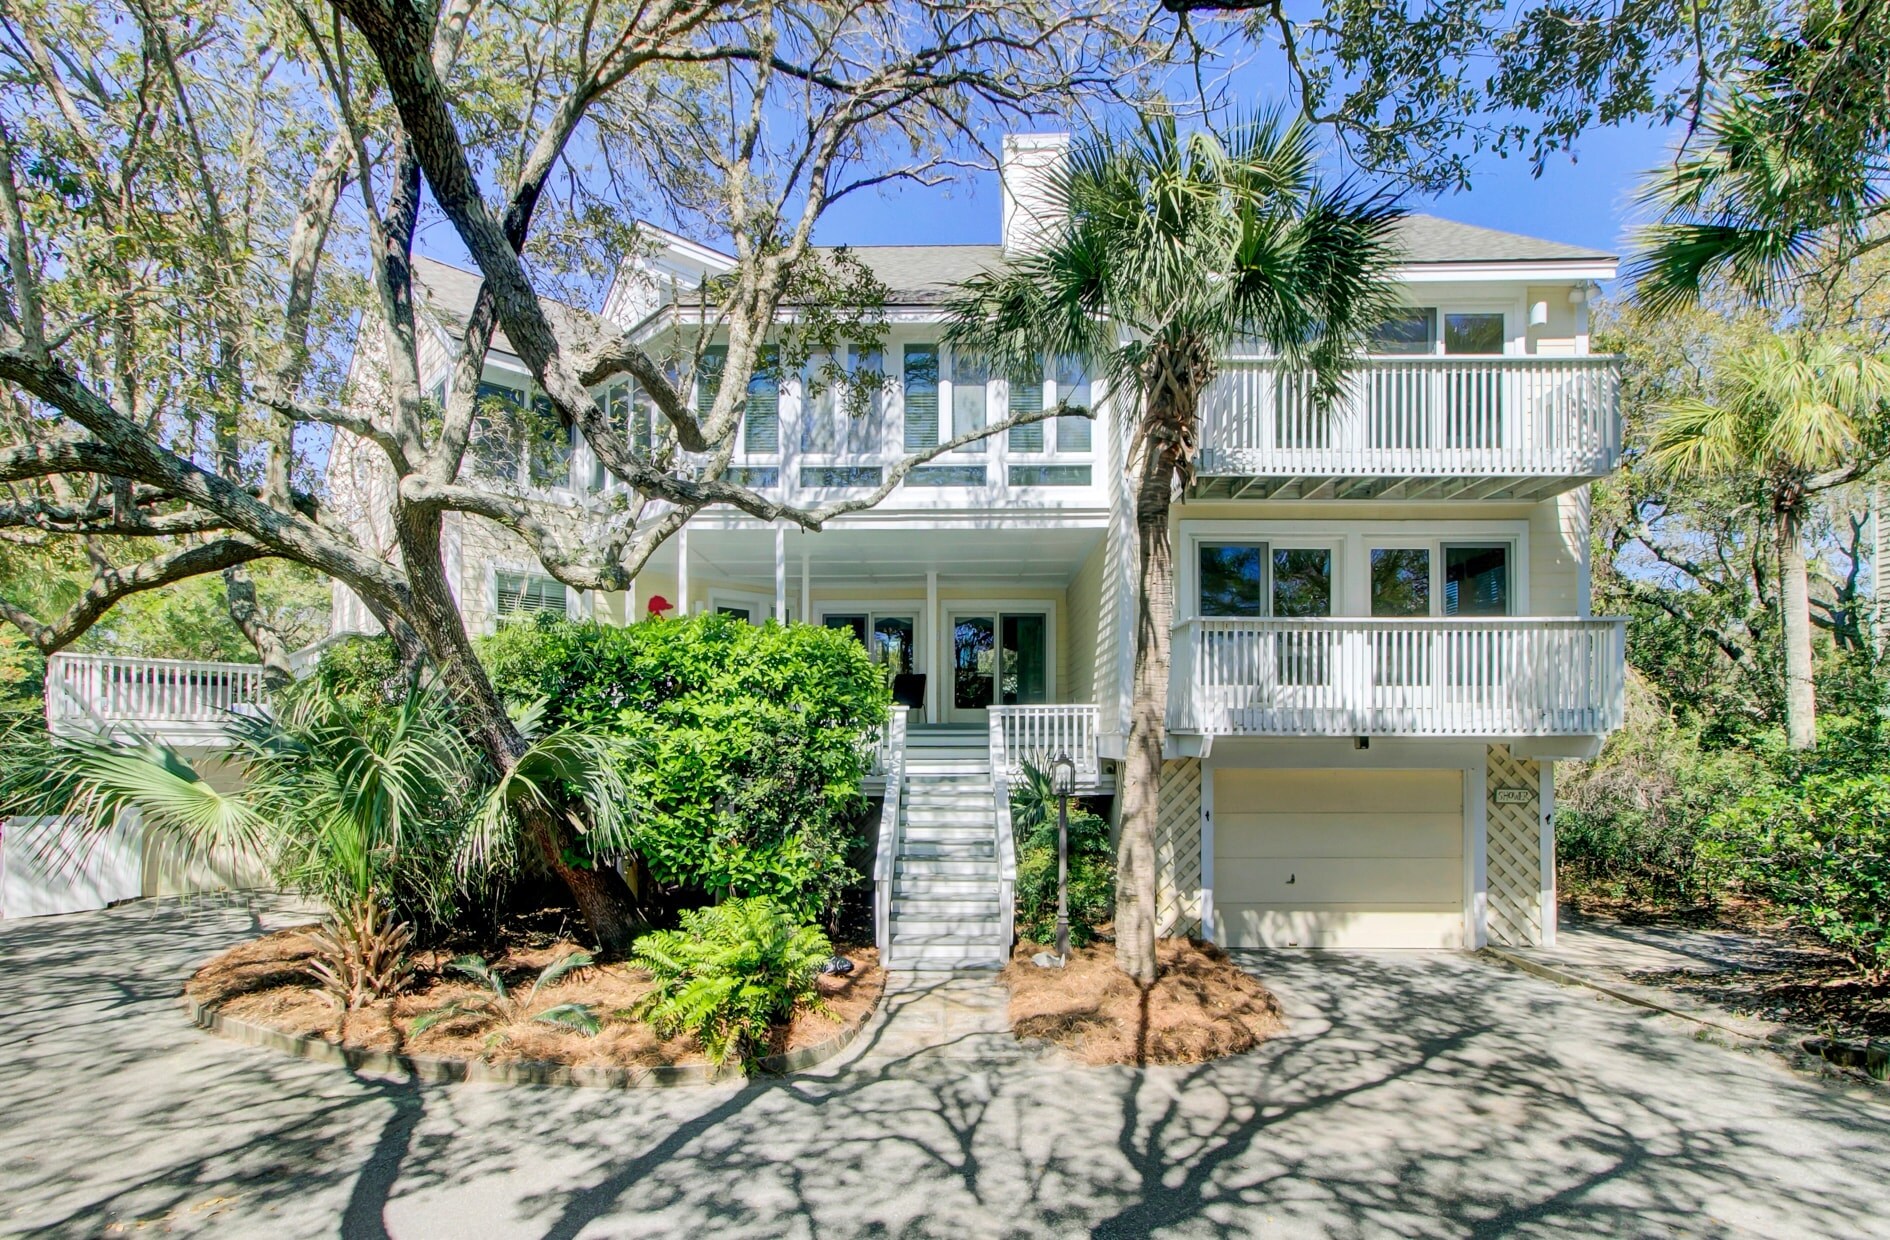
[411,256,606,357]
[1394,214,1614,264]
[817,244,1005,303]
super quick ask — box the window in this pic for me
[1199,543,1264,617]
[903,344,938,451]
[1443,544,1510,617]
[950,351,989,452]
[1054,355,1092,452]
[824,613,916,673]
[696,346,726,419]
[1271,549,1332,618]
[1009,464,1090,487]
[802,347,882,455]
[1370,548,1431,617]
[742,347,779,454]
[1371,309,1437,355]
[908,464,986,487]
[1007,361,1045,452]
[801,465,881,488]
[495,570,566,620]
[471,380,571,489]
[726,466,779,488]
[1444,312,1505,355]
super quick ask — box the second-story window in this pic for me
[802,347,881,455]
[1007,361,1045,452]
[1054,355,1092,452]
[472,379,571,489]
[744,346,779,455]
[903,344,938,451]
[950,350,988,452]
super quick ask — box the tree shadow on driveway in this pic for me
[3,901,1887,1237]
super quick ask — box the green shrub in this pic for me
[1701,772,1890,984]
[630,897,832,1067]
[1009,761,1115,946]
[1554,680,1775,905]
[477,615,889,924]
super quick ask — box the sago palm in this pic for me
[1649,334,1890,748]
[944,111,1404,981]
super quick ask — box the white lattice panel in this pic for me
[1153,758,1203,937]
[1485,745,1544,946]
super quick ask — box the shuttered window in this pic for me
[951,351,989,452]
[495,570,566,619]
[696,346,726,419]
[1007,361,1045,451]
[903,344,938,451]
[1054,355,1092,452]
[743,346,779,454]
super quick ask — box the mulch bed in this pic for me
[1001,937,1285,1066]
[186,925,883,1070]
[1629,961,1890,1041]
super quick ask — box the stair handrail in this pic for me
[871,705,909,960]
[988,711,1017,956]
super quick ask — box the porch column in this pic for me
[925,569,939,723]
[677,524,689,616]
[799,546,810,624]
[774,525,787,622]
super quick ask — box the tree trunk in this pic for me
[222,566,295,692]
[1777,503,1818,750]
[392,506,643,954]
[1115,442,1175,983]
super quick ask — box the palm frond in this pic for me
[529,950,595,1001]
[533,1003,601,1036]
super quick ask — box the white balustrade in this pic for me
[44,653,268,739]
[1169,618,1626,737]
[1198,355,1622,479]
[987,704,1101,780]
[871,705,909,959]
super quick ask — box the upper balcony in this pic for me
[1194,355,1622,502]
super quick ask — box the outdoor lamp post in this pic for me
[1049,751,1076,962]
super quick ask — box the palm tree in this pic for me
[944,112,1404,981]
[1649,334,1890,748]
[1,677,641,1000]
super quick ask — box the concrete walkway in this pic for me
[5,898,1890,1237]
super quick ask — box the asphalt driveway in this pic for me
[3,897,1887,1238]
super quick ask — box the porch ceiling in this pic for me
[670,524,1105,588]
[1188,472,1601,503]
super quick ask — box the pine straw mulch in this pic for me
[1002,937,1285,1066]
[185,925,883,1070]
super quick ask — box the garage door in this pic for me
[1212,768,1464,949]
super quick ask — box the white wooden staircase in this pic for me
[879,725,1011,970]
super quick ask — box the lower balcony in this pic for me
[1168,617,1625,741]
[45,653,268,748]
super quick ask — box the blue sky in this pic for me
[812,116,1680,287]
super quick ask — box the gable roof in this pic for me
[1394,214,1614,264]
[410,255,607,359]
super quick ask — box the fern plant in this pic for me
[630,897,832,1068]
[410,950,601,1039]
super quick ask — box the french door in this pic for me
[947,610,1049,724]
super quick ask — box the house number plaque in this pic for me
[1493,788,1534,805]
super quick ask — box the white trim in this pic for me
[1539,761,1558,948]
[1466,756,1489,949]
[924,571,940,723]
[1396,259,1618,283]
[1200,758,1217,943]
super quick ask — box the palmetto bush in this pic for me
[0,676,639,1007]
[630,897,831,1067]
[410,950,601,1041]
[1009,760,1116,947]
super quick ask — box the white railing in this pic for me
[1170,617,1626,737]
[1198,355,1622,478]
[871,706,909,960]
[45,653,268,738]
[987,704,1102,782]
[987,712,1017,957]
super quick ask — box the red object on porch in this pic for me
[646,594,673,615]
